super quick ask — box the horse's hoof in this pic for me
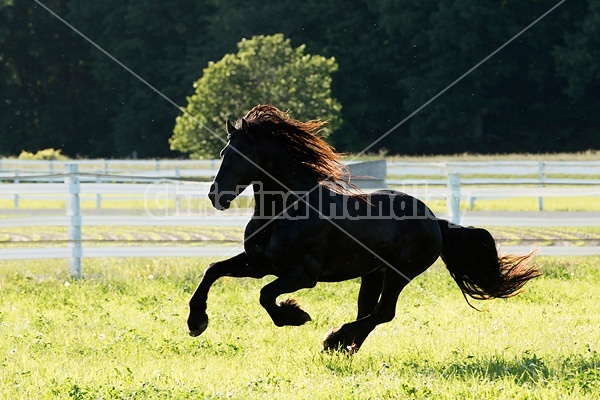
[322,341,358,354]
[322,329,342,352]
[188,319,208,337]
[322,326,358,354]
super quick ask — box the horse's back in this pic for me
[364,190,442,259]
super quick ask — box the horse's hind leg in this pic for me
[188,253,265,337]
[323,269,407,352]
[324,222,442,353]
[357,269,385,319]
[345,269,384,349]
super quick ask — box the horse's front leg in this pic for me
[188,252,264,337]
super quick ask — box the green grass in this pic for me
[466,196,600,212]
[0,256,598,399]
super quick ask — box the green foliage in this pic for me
[0,1,598,157]
[170,34,342,159]
[0,256,598,398]
[64,0,217,158]
[553,0,600,99]
[368,0,587,153]
[17,148,70,160]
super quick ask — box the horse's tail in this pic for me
[437,219,541,303]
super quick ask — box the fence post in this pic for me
[14,170,19,208]
[65,164,82,278]
[538,162,545,211]
[95,171,102,209]
[446,173,461,225]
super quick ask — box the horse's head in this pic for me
[209,118,261,210]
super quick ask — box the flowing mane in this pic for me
[238,104,352,191]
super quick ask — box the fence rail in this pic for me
[4,159,600,178]
[0,246,244,261]
[387,160,600,176]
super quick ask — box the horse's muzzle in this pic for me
[208,184,234,210]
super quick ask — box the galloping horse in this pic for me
[187,105,540,353]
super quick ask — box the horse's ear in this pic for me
[226,119,235,135]
[241,118,249,134]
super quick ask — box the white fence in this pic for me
[387,160,600,180]
[3,158,599,185]
[1,161,600,272]
[3,159,600,211]
[0,158,219,177]
[0,159,385,206]
[387,160,600,210]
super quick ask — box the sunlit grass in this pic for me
[0,256,598,399]
[467,196,600,212]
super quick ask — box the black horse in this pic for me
[187,105,540,353]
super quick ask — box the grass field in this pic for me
[0,256,598,399]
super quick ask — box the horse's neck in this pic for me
[252,166,320,215]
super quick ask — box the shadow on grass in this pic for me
[318,349,598,395]
[437,351,599,389]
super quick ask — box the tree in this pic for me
[551,0,600,151]
[369,0,571,154]
[203,0,401,152]
[66,0,217,158]
[1,1,595,157]
[170,33,342,159]
[554,0,600,99]
[0,0,106,156]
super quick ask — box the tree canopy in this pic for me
[170,34,341,159]
[0,0,597,158]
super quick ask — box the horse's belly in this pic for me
[317,217,440,282]
[318,242,390,282]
